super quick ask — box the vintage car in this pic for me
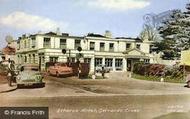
[16,65,45,88]
[47,63,73,77]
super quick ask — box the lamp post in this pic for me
[62,47,83,78]
[62,49,71,64]
[76,47,82,78]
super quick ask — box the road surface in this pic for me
[1,73,190,119]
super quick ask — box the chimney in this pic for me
[104,30,112,38]
[38,31,42,34]
[56,27,61,35]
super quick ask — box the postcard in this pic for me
[0,0,190,119]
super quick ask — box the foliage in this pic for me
[133,62,144,75]
[132,74,185,84]
[157,3,190,59]
[133,63,165,76]
[0,64,8,76]
[133,63,183,79]
[156,10,183,59]
[140,25,161,41]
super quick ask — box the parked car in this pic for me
[47,63,73,77]
[95,65,111,73]
[16,65,45,88]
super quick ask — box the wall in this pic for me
[181,50,190,66]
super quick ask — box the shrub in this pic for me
[0,64,8,76]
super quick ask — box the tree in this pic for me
[140,25,161,41]
[157,8,189,59]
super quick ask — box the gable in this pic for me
[128,50,142,55]
[124,48,145,56]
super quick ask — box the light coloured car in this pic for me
[47,63,73,77]
[16,66,45,88]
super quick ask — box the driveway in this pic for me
[1,72,190,97]
[1,73,190,119]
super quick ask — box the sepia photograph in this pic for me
[0,0,190,119]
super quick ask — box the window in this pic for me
[109,43,114,52]
[100,42,105,51]
[50,57,58,62]
[84,58,91,64]
[29,54,31,63]
[31,37,36,48]
[150,45,154,53]
[144,59,150,63]
[44,38,51,48]
[33,54,35,63]
[25,56,27,63]
[95,58,102,66]
[60,39,66,49]
[136,44,141,49]
[126,43,131,50]
[115,59,123,70]
[75,39,81,49]
[105,58,113,67]
[90,42,95,50]
[42,56,45,63]
[21,55,23,63]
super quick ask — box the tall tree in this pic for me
[140,24,161,41]
[157,8,188,59]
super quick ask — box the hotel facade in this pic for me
[16,31,155,73]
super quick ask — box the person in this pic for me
[76,60,80,78]
[7,59,15,86]
[101,66,105,78]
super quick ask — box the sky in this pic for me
[0,0,188,48]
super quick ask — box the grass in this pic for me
[132,73,186,84]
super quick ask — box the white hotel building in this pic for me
[16,31,155,73]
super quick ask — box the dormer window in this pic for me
[75,39,81,49]
[60,39,66,49]
[90,42,95,50]
[126,43,131,50]
[31,37,36,48]
[136,44,141,49]
[100,42,105,51]
[44,37,51,48]
[109,43,114,52]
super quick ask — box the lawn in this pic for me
[132,73,186,84]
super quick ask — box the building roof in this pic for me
[18,32,83,40]
[45,32,57,36]
[2,46,16,55]
[115,37,143,41]
[87,33,106,38]
[44,32,69,37]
